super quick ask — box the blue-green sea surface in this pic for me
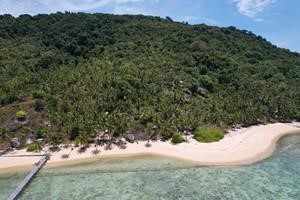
[0,171,28,199]
[1,134,300,200]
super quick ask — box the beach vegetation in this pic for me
[26,143,41,152]
[171,133,185,144]
[193,127,224,143]
[16,110,28,121]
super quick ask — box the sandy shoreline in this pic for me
[0,122,300,172]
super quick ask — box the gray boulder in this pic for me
[197,87,209,97]
[118,138,127,145]
[10,137,21,148]
[184,90,193,103]
[126,134,135,143]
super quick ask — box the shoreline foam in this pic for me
[0,122,299,172]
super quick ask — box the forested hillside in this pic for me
[0,12,299,147]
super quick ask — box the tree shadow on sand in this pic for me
[145,141,152,148]
[78,146,87,154]
[92,149,100,155]
[61,154,70,159]
[61,146,74,159]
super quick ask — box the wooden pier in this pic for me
[7,152,50,200]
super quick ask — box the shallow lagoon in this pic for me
[1,134,300,200]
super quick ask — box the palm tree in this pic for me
[75,134,89,153]
[76,134,88,145]
[0,129,9,143]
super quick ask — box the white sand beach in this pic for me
[0,122,300,172]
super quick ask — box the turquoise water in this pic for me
[1,134,300,200]
[0,171,28,199]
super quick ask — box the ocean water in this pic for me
[0,171,28,199]
[1,134,300,200]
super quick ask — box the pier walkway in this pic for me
[7,152,50,200]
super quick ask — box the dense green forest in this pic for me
[0,12,299,147]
